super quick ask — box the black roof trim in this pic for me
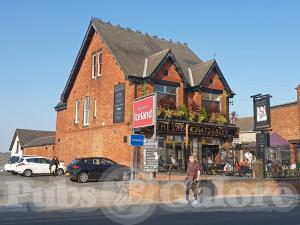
[199,61,235,97]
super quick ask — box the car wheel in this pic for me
[121,171,130,181]
[23,169,32,177]
[78,172,89,183]
[56,168,64,176]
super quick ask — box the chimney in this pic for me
[296,84,300,101]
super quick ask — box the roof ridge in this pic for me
[16,128,55,132]
[147,48,170,59]
[191,59,215,69]
[91,17,189,47]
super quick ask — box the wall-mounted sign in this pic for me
[130,134,145,146]
[253,94,271,130]
[157,120,239,138]
[133,94,156,129]
[113,83,125,123]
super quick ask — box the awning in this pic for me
[244,132,290,149]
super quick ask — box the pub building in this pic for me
[54,18,239,174]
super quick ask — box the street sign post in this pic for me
[251,93,272,179]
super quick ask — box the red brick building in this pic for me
[271,85,300,163]
[54,18,239,168]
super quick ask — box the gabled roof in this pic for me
[23,136,55,148]
[57,18,234,109]
[145,49,170,77]
[9,129,55,151]
[236,117,254,132]
[191,59,215,85]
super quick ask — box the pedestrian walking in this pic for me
[49,156,60,177]
[185,154,201,206]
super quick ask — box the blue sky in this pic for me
[0,0,299,152]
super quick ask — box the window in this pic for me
[83,96,90,126]
[97,50,102,76]
[202,92,221,114]
[94,99,97,118]
[101,158,116,165]
[92,158,101,165]
[75,100,80,124]
[92,53,97,78]
[155,84,177,109]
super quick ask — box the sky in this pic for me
[0,0,299,152]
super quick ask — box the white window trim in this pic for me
[75,100,80,124]
[83,96,90,126]
[97,50,102,77]
[94,99,97,118]
[92,54,97,79]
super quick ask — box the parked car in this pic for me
[66,157,130,183]
[16,156,65,177]
[4,156,22,175]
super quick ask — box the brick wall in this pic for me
[55,31,134,166]
[271,104,300,141]
[23,145,56,159]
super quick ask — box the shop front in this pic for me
[155,119,239,174]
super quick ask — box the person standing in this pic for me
[185,154,201,206]
[49,156,60,177]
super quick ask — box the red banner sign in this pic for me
[133,95,155,129]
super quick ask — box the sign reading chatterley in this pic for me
[157,120,239,138]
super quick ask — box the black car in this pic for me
[66,157,131,183]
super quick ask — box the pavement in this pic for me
[1,172,300,225]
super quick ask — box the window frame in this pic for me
[75,99,80,124]
[92,53,97,79]
[201,92,221,114]
[83,96,90,126]
[93,99,97,118]
[97,50,102,77]
[155,84,177,109]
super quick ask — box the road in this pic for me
[1,203,300,225]
[1,172,300,225]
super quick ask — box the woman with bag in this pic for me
[49,156,60,177]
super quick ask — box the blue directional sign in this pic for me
[130,134,145,146]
